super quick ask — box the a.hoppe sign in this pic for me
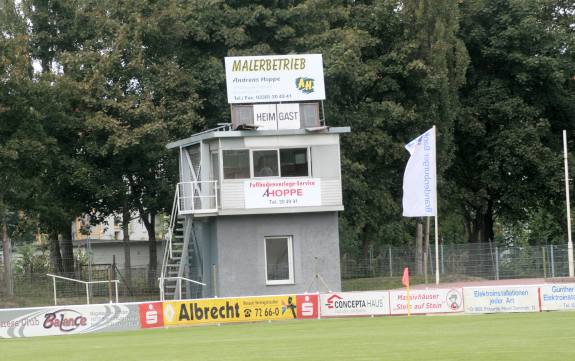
[244,178,321,209]
[224,54,325,104]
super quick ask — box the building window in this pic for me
[280,148,308,177]
[223,150,250,179]
[265,236,294,285]
[253,150,279,177]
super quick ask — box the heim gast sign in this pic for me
[224,54,325,104]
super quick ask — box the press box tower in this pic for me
[160,54,349,299]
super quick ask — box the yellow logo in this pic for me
[295,77,315,94]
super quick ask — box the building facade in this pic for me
[162,126,349,299]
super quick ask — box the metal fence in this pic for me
[0,263,160,309]
[341,243,571,281]
[0,242,572,308]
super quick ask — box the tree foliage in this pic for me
[0,0,574,280]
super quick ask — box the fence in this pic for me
[341,243,571,281]
[0,243,572,308]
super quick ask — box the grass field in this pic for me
[2,312,574,361]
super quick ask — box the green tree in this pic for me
[453,0,575,244]
[55,0,204,282]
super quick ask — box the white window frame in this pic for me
[251,149,280,178]
[279,147,311,177]
[222,149,251,180]
[264,236,294,285]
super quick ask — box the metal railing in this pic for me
[177,181,218,214]
[47,273,120,305]
[1,242,573,308]
[159,276,206,301]
[159,189,181,301]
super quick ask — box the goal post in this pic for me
[47,274,120,305]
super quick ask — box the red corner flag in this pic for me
[402,267,411,317]
[402,267,410,287]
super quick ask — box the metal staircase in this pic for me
[160,186,209,300]
[160,191,192,300]
[161,216,186,299]
[160,138,218,300]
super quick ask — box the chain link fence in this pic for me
[0,242,572,308]
[341,243,571,291]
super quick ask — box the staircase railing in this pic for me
[177,181,218,214]
[159,186,180,300]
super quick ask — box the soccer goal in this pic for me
[47,274,120,305]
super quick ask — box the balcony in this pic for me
[177,181,218,215]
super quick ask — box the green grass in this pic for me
[2,312,575,361]
[342,274,486,291]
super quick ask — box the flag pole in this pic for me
[563,130,574,278]
[406,283,411,317]
[433,125,440,285]
[435,215,439,284]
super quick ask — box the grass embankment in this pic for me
[342,274,485,291]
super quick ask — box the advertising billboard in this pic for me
[244,178,321,209]
[162,294,318,326]
[225,54,325,104]
[0,303,140,338]
[463,286,540,314]
[540,284,575,311]
[389,289,464,315]
[320,291,390,317]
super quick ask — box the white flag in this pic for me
[402,127,437,217]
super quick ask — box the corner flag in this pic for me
[402,127,437,217]
[402,267,410,287]
[402,267,411,317]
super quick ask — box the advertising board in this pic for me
[320,291,390,317]
[463,286,540,314]
[540,284,575,311]
[0,303,140,338]
[139,302,164,329]
[253,103,301,130]
[389,289,463,315]
[225,54,325,104]
[162,294,318,326]
[244,178,321,209]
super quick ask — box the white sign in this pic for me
[540,284,575,311]
[225,54,325,104]
[244,178,321,209]
[463,286,540,314]
[253,104,277,130]
[389,289,463,315]
[253,103,300,130]
[320,292,390,317]
[0,304,136,338]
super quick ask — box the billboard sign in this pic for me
[0,304,140,338]
[540,284,575,311]
[244,178,321,209]
[463,286,540,314]
[162,294,313,327]
[253,103,301,130]
[139,302,164,329]
[225,54,325,104]
[320,292,390,317]
[389,289,463,315]
[296,294,319,319]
